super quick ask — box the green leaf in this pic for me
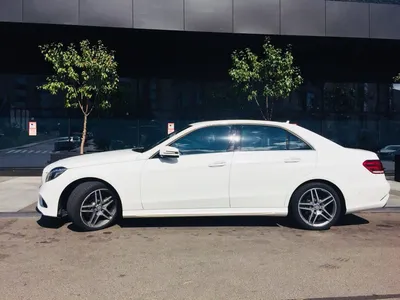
[37,39,119,116]
[229,37,303,119]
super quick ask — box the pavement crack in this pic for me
[292,293,400,300]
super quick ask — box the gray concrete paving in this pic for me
[0,213,399,300]
[0,177,40,212]
[0,177,12,183]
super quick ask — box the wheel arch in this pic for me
[288,179,347,216]
[58,177,122,216]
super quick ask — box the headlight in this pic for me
[46,167,67,182]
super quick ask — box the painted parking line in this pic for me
[8,149,21,153]
[3,150,60,155]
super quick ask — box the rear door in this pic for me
[229,125,317,208]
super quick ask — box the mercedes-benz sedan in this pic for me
[37,120,390,231]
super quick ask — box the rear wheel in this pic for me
[67,181,120,231]
[290,182,342,230]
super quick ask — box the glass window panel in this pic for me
[240,125,311,151]
[171,125,233,155]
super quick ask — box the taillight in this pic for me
[363,160,384,174]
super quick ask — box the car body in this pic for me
[37,120,390,231]
[377,145,400,161]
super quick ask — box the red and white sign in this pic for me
[167,122,175,134]
[28,121,37,136]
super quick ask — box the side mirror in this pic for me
[159,146,180,158]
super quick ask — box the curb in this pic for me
[365,207,400,213]
[0,168,43,176]
[0,211,40,218]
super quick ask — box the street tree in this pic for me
[38,40,119,154]
[229,37,303,120]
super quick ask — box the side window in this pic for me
[170,126,235,156]
[287,133,312,150]
[240,125,311,151]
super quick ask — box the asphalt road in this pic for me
[0,139,59,168]
[0,213,399,300]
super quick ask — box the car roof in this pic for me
[190,119,291,128]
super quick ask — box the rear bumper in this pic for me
[346,193,389,213]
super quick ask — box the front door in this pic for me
[140,125,236,210]
[229,125,317,208]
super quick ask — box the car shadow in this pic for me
[63,216,290,232]
[37,213,369,232]
[118,216,291,229]
[116,214,369,230]
[336,214,370,226]
[36,215,69,229]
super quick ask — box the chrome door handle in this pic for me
[209,161,226,167]
[284,157,301,163]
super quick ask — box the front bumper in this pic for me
[37,182,64,218]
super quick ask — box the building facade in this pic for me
[1,0,400,169]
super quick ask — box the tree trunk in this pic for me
[80,113,87,155]
[266,96,274,120]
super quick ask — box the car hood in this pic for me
[44,149,142,171]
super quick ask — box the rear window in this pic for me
[239,125,312,151]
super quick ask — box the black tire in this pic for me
[289,182,342,230]
[66,181,121,231]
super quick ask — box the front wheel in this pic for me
[67,181,121,231]
[290,182,342,230]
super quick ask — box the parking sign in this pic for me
[167,122,175,134]
[29,121,37,136]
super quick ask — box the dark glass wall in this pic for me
[1,23,400,170]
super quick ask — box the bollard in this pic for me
[395,154,400,182]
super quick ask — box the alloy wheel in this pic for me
[79,188,117,229]
[297,188,338,228]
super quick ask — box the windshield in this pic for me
[133,125,192,153]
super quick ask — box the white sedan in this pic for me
[37,120,390,231]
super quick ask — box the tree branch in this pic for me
[254,97,267,120]
[86,104,95,116]
[78,100,85,115]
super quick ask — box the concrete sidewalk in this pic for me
[0,177,41,212]
[0,176,400,213]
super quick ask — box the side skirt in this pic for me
[122,208,288,218]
